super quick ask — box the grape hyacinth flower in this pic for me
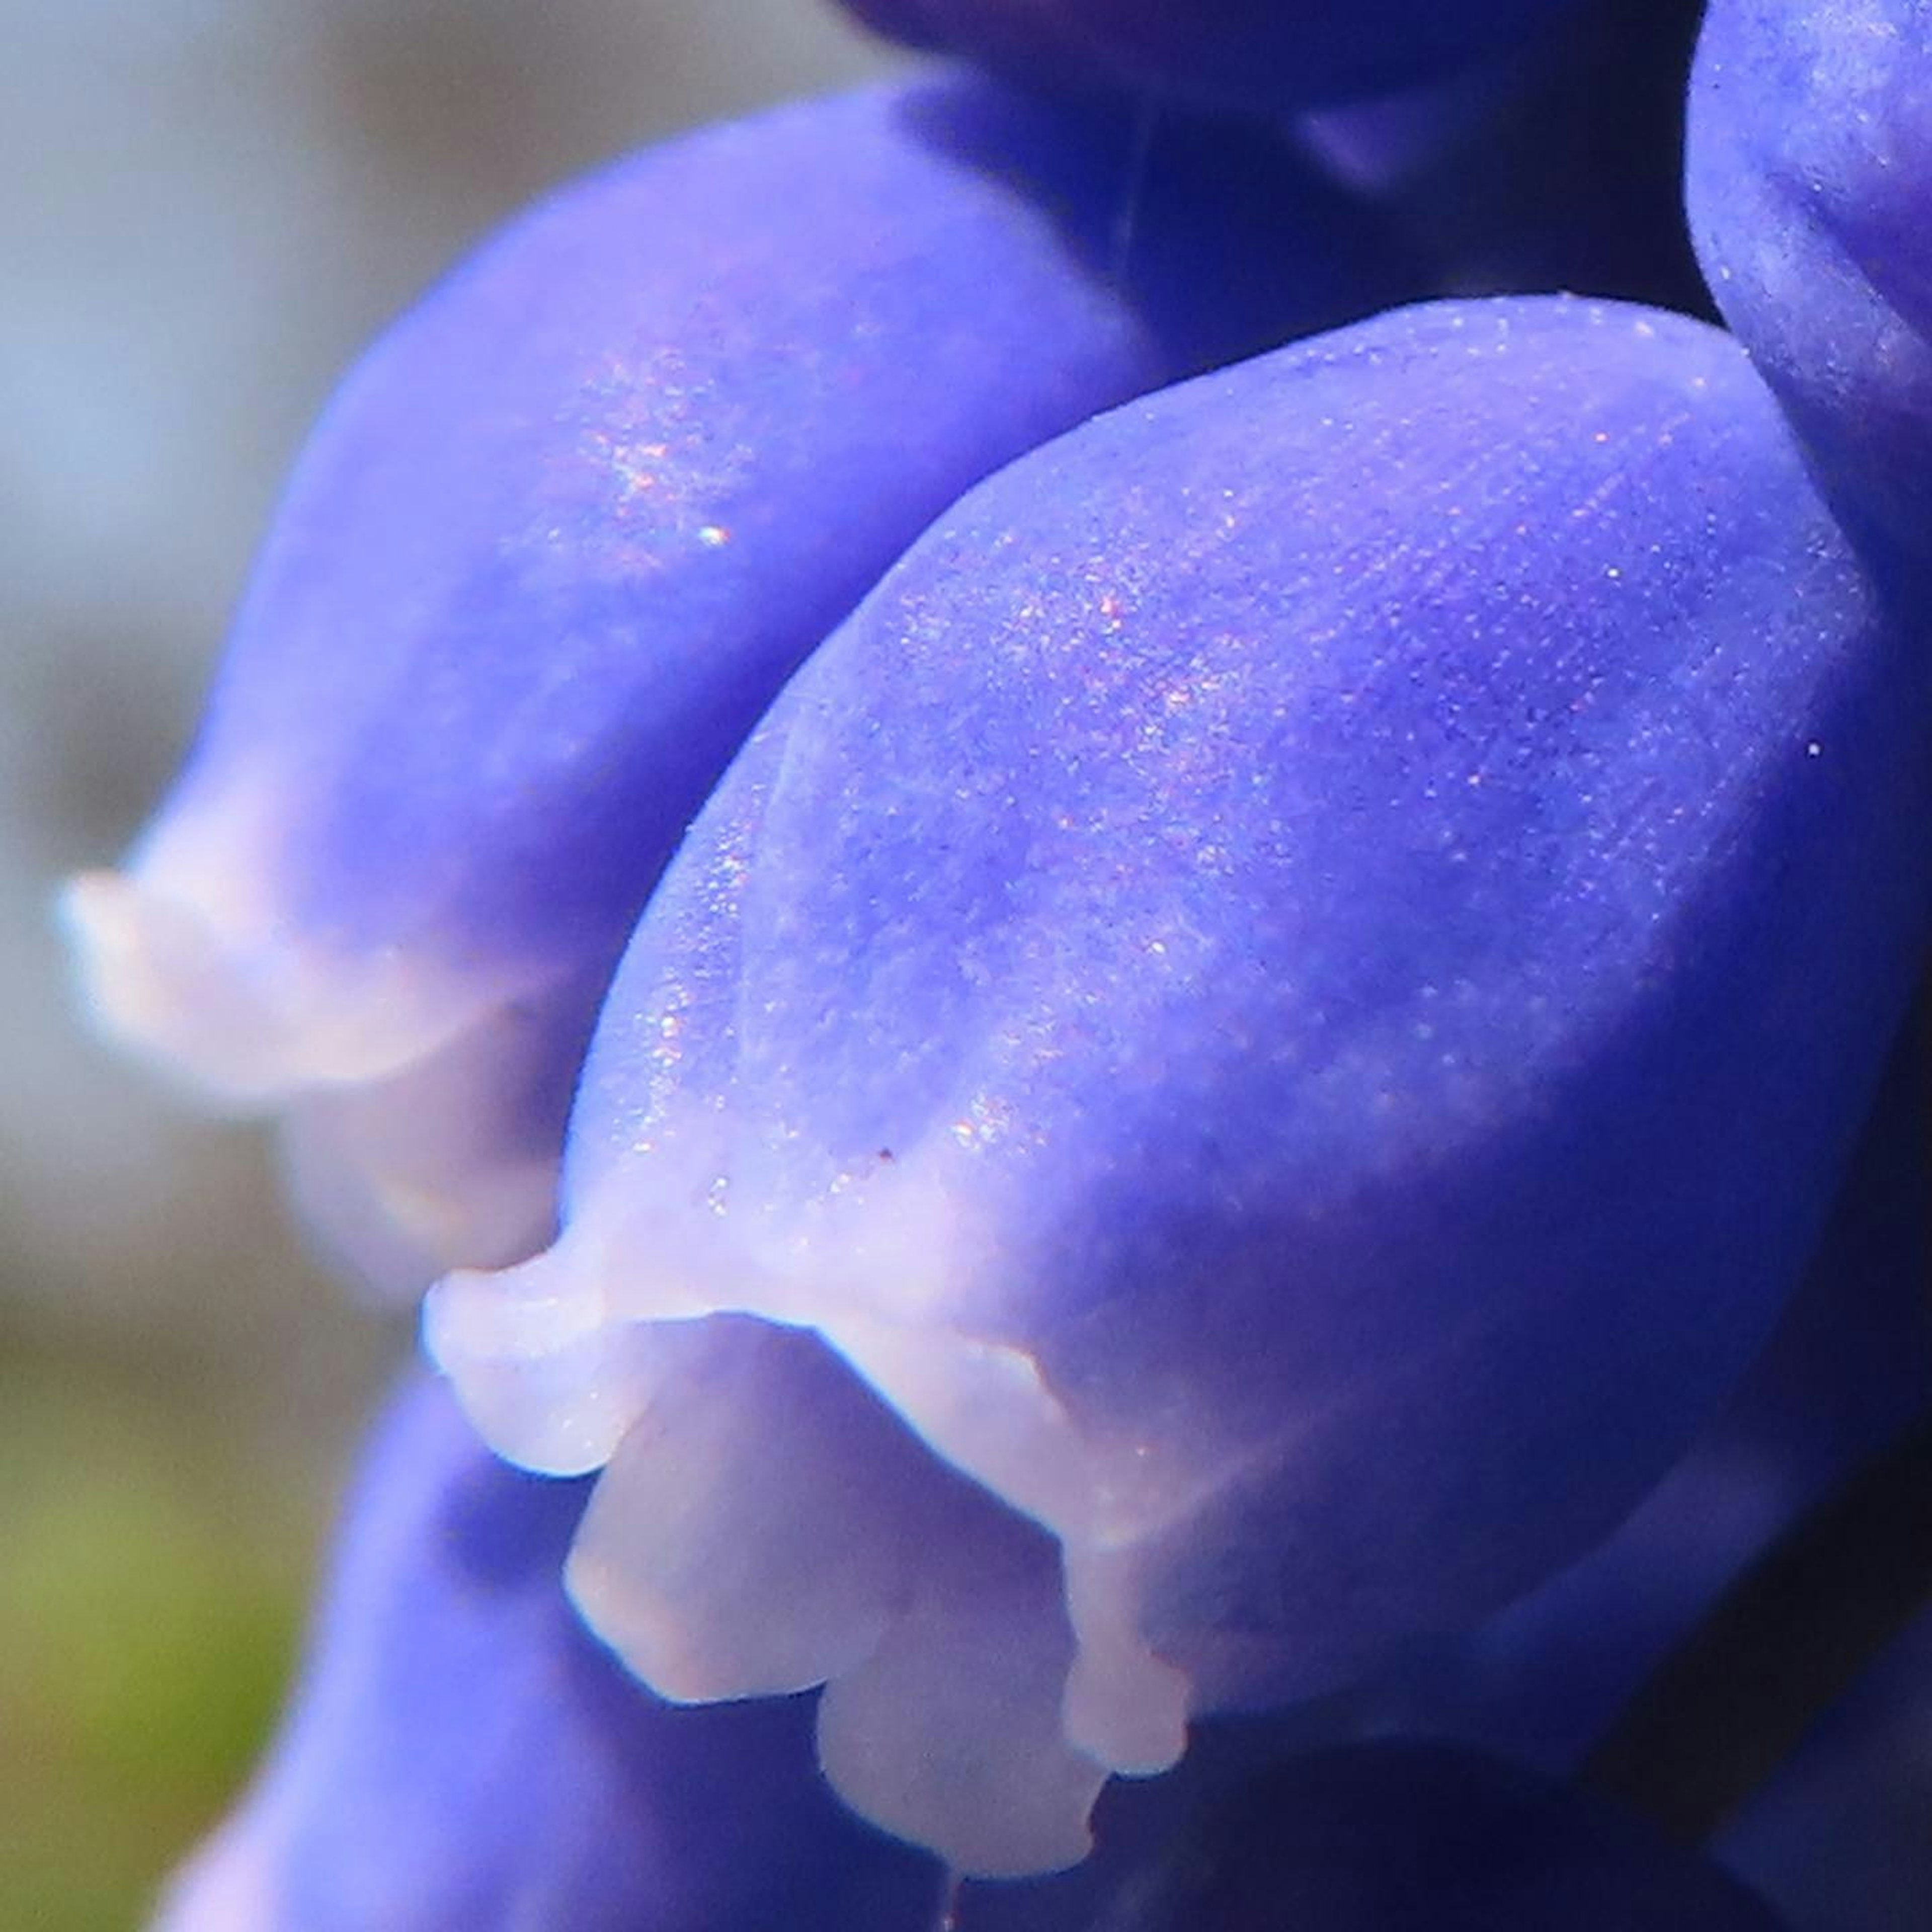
[430,291,1932,1871]
[63,0,1932,1917]
[62,73,1390,1294]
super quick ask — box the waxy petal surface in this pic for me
[65,74,1389,1292]
[433,295,1932,1870]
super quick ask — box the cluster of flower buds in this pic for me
[66,1,1932,1925]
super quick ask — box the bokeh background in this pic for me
[1,6,897,1924]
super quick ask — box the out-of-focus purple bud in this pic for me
[1305,0,1711,315]
[1719,1596,1932,1932]
[151,1376,942,1932]
[1686,0,1932,566]
[430,296,1932,1872]
[61,74,1392,1295]
[1355,1031,1932,1768]
[836,0,1587,118]
[965,1740,1789,1930]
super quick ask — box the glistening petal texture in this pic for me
[1686,0,1932,565]
[149,1377,940,1932]
[432,295,1932,1871]
[64,73,1391,1292]
[837,0,1587,117]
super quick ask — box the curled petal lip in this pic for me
[62,833,583,1291]
[428,291,1932,1874]
[426,1228,1198,1867]
[60,854,512,1103]
[69,868,375,1099]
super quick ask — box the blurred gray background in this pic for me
[1,5,895,1923]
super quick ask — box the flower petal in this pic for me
[1354,1021,1932,1768]
[1687,0,1932,567]
[433,293,1932,1869]
[65,74,1396,1293]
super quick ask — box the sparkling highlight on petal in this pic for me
[63,73,1396,1295]
[432,294,1932,1871]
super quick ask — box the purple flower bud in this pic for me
[62,74,1391,1294]
[837,0,1589,118]
[1686,0,1932,566]
[1305,0,1711,316]
[430,294,1932,1871]
[151,1376,942,1932]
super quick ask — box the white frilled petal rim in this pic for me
[425,1176,1202,1877]
[60,804,581,1292]
[59,776,469,1101]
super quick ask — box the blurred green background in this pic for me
[0,1328,350,1932]
[1,5,893,1925]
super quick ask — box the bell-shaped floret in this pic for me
[63,74,1390,1293]
[837,0,1588,120]
[430,295,1932,1872]
[149,1376,942,1932]
[1686,0,1932,568]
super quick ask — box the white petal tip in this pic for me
[817,1636,1107,1879]
[60,867,293,1102]
[1063,1643,1191,1776]
[423,1256,631,1476]
[561,1323,915,1702]
[60,846,506,1105]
